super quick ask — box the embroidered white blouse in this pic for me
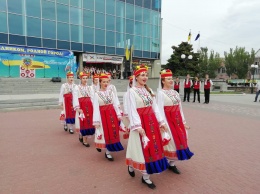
[73,84,94,110]
[58,83,76,105]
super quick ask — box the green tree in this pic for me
[224,47,255,78]
[166,42,200,77]
[198,47,222,79]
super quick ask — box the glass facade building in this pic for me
[0,0,162,77]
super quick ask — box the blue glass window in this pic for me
[151,11,160,25]
[106,0,115,15]
[8,14,25,35]
[71,25,82,42]
[83,0,94,10]
[57,22,70,41]
[135,6,142,21]
[143,23,150,37]
[126,19,134,34]
[106,47,115,54]
[151,25,159,39]
[126,0,134,4]
[95,13,105,29]
[116,33,124,48]
[0,0,6,11]
[27,17,41,37]
[116,17,125,33]
[83,10,94,27]
[116,48,124,56]
[27,37,41,47]
[83,44,94,52]
[95,45,105,54]
[9,34,25,45]
[57,3,69,22]
[95,0,105,13]
[143,37,150,51]
[143,0,151,9]
[0,33,8,44]
[152,0,161,11]
[126,4,134,20]
[143,9,151,23]
[57,0,69,5]
[143,51,150,58]
[95,45,106,53]
[134,36,142,50]
[70,7,82,25]
[134,50,142,57]
[151,39,160,52]
[135,0,142,7]
[57,40,70,50]
[0,12,7,33]
[42,0,56,20]
[106,31,115,46]
[71,42,82,51]
[26,0,41,17]
[42,20,56,39]
[83,27,94,44]
[126,34,133,46]
[106,15,115,31]
[70,0,82,8]
[8,0,24,14]
[95,29,105,45]
[43,39,56,48]
[135,21,143,36]
[116,1,125,17]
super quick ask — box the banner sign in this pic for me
[0,44,73,57]
[83,54,123,64]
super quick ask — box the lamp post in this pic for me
[181,54,193,62]
[251,64,258,94]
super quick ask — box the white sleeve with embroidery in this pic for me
[58,84,65,105]
[127,89,142,131]
[72,85,80,110]
[152,96,165,126]
[123,92,128,116]
[93,93,101,126]
[156,91,167,123]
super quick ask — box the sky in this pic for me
[161,0,260,64]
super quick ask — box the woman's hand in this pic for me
[184,124,191,130]
[117,117,122,121]
[160,124,168,132]
[137,128,146,137]
[77,108,83,114]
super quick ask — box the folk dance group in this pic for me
[59,66,194,189]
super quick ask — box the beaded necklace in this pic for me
[98,90,112,104]
[79,84,90,97]
[163,89,180,105]
[133,87,153,107]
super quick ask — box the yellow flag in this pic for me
[188,32,191,42]
[125,45,130,61]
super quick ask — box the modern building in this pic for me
[0,0,162,78]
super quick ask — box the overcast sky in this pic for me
[161,0,260,64]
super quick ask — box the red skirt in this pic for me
[137,106,168,174]
[78,97,95,136]
[63,93,75,124]
[164,105,194,160]
[100,104,124,152]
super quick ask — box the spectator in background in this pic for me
[173,77,180,93]
[193,76,201,103]
[254,81,260,102]
[204,74,213,104]
[183,74,193,102]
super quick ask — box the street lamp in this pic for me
[250,64,258,94]
[181,54,193,62]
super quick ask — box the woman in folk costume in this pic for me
[59,71,76,134]
[73,72,95,147]
[93,73,124,161]
[125,65,169,190]
[91,74,100,92]
[156,69,194,174]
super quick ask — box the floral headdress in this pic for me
[160,69,173,78]
[133,64,148,77]
[99,73,109,79]
[93,74,99,79]
[79,72,89,79]
[66,71,74,77]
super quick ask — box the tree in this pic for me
[197,47,222,79]
[166,42,200,77]
[224,47,255,79]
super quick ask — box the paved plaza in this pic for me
[0,94,259,194]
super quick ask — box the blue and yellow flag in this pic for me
[187,32,191,42]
